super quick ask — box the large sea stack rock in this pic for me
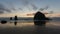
[34,11,48,25]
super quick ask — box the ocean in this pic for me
[0,17,60,34]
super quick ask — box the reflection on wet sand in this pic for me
[0,22,60,34]
[0,20,47,26]
[14,21,17,26]
[34,20,46,26]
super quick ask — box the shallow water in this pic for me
[0,20,60,34]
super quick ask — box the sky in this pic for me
[0,0,60,17]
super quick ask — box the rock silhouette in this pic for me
[34,11,49,26]
[14,16,18,20]
[0,20,7,24]
[10,17,12,20]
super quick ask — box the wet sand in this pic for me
[0,22,60,34]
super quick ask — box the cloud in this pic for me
[39,8,44,11]
[20,0,49,11]
[39,5,49,11]
[21,0,30,6]
[18,8,23,10]
[31,4,38,11]
[44,5,49,10]
[0,3,11,14]
[0,11,4,14]
[0,0,48,13]
[20,0,38,11]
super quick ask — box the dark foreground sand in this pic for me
[0,25,60,34]
[0,21,60,34]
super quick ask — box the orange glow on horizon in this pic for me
[26,12,49,16]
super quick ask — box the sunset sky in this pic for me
[0,0,60,17]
